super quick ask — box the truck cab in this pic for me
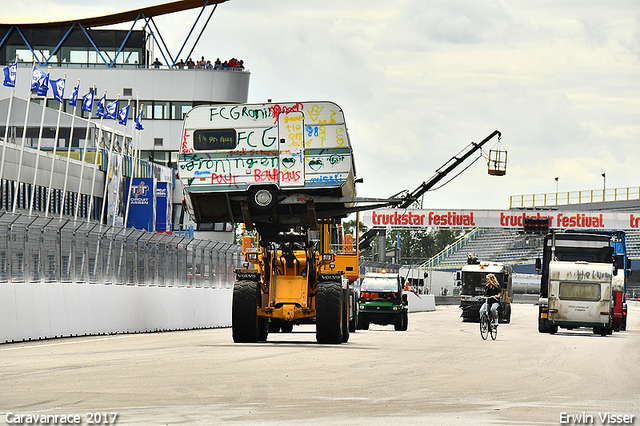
[456,255,513,323]
[357,272,408,331]
[537,230,627,335]
[546,260,613,335]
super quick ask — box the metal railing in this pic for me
[418,228,483,269]
[0,211,241,287]
[510,186,640,208]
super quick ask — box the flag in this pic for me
[105,99,118,120]
[118,105,129,126]
[96,94,106,117]
[50,77,65,102]
[31,66,46,92]
[3,62,17,87]
[134,109,144,131]
[69,84,79,107]
[36,72,50,97]
[82,89,94,113]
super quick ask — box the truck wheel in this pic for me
[549,325,558,334]
[538,307,550,333]
[395,310,408,331]
[341,290,350,342]
[349,293,358,333]
[281,323,294,333]
[316,280,343,344]
[504,305,511,324]
[268,320,281,333]
[258,318,268,342]
[248,186,277,211]
[232,280,260,343]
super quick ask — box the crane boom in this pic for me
[397,130,501,209]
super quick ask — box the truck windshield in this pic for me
[559,282,601,301]
[461,272,504,295]
[362,277,398,291]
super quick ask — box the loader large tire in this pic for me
[232,280,259,343]
[341,289,350,343]
[316,280,343,344]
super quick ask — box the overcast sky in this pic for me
[2,0,640,210]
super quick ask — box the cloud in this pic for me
[1,0,639,209]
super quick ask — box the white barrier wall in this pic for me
[406,292,436,312]
[0,283,233,343]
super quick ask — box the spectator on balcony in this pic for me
[205,60,213,70]
[197,56,207,69]
[186,58,196,69]
[152,58,162,68]
[176,59,185,68]
[214,58,222,70]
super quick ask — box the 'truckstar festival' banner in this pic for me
[362,209,640,230]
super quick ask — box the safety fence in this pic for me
[509,186,640,208]
[0,211,242,287]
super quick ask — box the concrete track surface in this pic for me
[1,304,639,425]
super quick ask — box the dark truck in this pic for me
[456,255,513,323]
[357,272,408,331]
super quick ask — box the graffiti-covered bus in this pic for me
[177,102,357,235]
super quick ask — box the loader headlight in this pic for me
[246,252,258,261]
[322,254,334,262]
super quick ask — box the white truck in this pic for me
[546,260,615,336]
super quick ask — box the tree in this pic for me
[386,228,464,265]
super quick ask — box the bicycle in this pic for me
[479,297,499,340]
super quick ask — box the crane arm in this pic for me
[395,130,501,209]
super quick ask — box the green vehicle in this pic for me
[357,272,408,331]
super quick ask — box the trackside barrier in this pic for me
[0,211,242,343]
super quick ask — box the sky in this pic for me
[2,0,640,210]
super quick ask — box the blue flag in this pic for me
[105,99,118,120]
[82,89,94,113]
[3,62,17,87]
[69,84,79,107]
[96,94,106,117]
[36,72,50,97]
[31,66,46,92]
[50,78,65,102]
[135,109,144,131]
[118,105,129,126]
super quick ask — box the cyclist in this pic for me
[479,273,502,326]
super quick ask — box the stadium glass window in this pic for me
[153,102,170,119]
[171,102,193,120]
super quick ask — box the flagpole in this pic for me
[124,100,140,229]
[29,66,51,215]
[60,79,80,219]
[12,61,36,213]
[87,89,107,221]
[74,84,95,221]
[100,95,120,225]
[112,99,130,227]
[0,56,17,194]
[45,72,66,217]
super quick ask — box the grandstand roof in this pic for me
[0,0,227,28]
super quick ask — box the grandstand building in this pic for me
[417,190,640,296]
[0,0,247,240]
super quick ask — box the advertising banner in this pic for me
[156,181,172,233]
[126,177,155,231]
[362,208,640,231]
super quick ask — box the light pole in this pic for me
[555,177,558,193]
[602,172,606,201]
